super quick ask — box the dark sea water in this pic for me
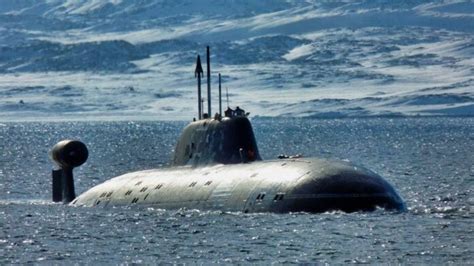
[1,117,472,264]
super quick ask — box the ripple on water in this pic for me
[1,118,473,263]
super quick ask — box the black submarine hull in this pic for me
[71,158,405,213]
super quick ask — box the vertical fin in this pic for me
[52,169,63,202]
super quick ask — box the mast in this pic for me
[206,46,211,116]
[195,55,204,120]
[218,73,222,116]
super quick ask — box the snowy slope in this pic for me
[0,0,473,121]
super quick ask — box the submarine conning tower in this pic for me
[172,46,262,167]
[171,113,262,166]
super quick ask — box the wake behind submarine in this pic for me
[50,47,405,213]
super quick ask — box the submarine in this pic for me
[49,47,405,213]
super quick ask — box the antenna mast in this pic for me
[218,73,222,116]
[194,55,204,120]
[206,46,211,116]
[226,87,229,108]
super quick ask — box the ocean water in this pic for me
[1,117,472,264]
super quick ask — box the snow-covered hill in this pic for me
[0,0,473,120]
